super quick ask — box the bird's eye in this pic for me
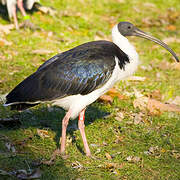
[128,26,131,29]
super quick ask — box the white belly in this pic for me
[52,57,139,119]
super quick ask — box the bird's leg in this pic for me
[42,110,71,164]
[12,4,19,30]
[17,0,27,17]
[60,110,71,154]
[78,109,91,157]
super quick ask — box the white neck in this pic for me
[112,24,139,61]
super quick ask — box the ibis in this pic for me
[1,0,39,29]
[4,22,179,157]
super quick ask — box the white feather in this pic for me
[112,24,139,62]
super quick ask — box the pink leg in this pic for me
[78,109,91,156]
[17,0,27,16]
[60,110,71,154]
[12,5,19,29]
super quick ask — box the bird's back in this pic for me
[5,40,129,110]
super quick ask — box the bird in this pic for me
[4,22,179,157]
[1,0,39,29]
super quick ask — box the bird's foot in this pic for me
[19,20,40,30]
[85,152,101,160]
[85,152,91,157]
[42,149,68,165]
[53,148,69,159]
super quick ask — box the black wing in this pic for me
[6,41,129,104]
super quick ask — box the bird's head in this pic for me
[117,22,179,62]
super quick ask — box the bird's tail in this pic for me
[4,102,39,111]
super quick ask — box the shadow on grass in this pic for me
[0,4,9,21]
[0,103,109,179]
[19,103,109,153]
[0,151,79,180]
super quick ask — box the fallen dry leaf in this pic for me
[134,113,144,125]
[149,146,159,154]
[171,150,180,159]
[133,88,144,98]
[107,88,128,99]
[147,99,180,115]
[149,90,162,101]
[94,31,110,41]
[166,8,179,23]
[66,135,72,146]
[0,38,12,46]
[59,10,85,18]
[98,94,113,103]
[90,143,99,147]
[99,88,127,103]
[94,35,103,41]
[157,61,171,70]
[31,49,54,55]
[163,37,180,44]
[102,142,108,146]
[160,148,166,153]
[141,8,179,29]
[37,129,50,138]
[140,65,153,71]
[158,8,179,25]
[166,25,176,31]
[171,63,180,70]
[133,97,148,112]
[167,96,180,105]
[142,17,161,27]
[116,0,125,3]
[0,24,14,34]
[133,6,140,13]
[144,146,160,155]
[156,72,163,80]
[94,148,101,155]
[35,5,57,16]
[115,112,124,122]
[143,2,156,8]
[105,152,112,160]
[133,97,180,115]
[126,156,141,163]
[115,136,124,144]
[15,136,33,147]
[105,162,124,169]
[71,161,83,169]
[128,76,146,81]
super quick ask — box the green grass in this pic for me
[0,0,180,179]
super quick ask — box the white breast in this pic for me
[111,24,140,82]
[53,53,139,119]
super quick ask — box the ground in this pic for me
[0,0,180,179]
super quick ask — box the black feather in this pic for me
[5,41,129,108]
[10,103,39,111]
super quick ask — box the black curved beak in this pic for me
[133,28,179,62]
